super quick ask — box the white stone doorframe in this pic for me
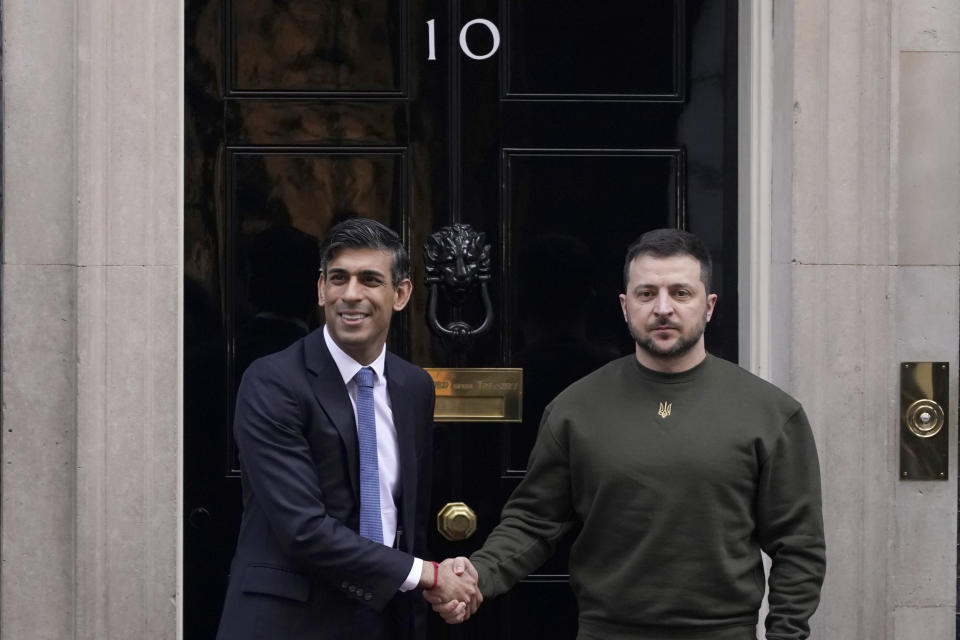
[737,1,782,637]
[0,0,777,639]
[169,0,781,637]
[738,0,785,385]
[169,1,780,637]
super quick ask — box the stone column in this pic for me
[1,0,182,638]
[784,0,959,638]
[889,1,960,637]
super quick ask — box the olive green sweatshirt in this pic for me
[471,354,825,640]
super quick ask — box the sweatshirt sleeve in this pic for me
[757,406,826,639]
[470,406,575,599]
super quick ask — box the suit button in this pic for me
[341,581,349,589]
[348,585,356,593]
[364,592,373,601]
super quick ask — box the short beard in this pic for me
[630,310,708,358]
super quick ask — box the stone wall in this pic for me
[1,0,181,638]
[785,0,959,637]
[890,1,959,636]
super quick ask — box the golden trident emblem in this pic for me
[658,401,672,419]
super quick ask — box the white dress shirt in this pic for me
[323,327,423,591]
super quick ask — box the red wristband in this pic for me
[430,561,439,590]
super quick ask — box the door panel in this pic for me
[224,101,406,145]
[229,0,406,94]
[184,0,737,638]
[503,0,683,99]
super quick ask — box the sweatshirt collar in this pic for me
[632,353,711,384]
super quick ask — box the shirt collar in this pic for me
[323,325,386,386]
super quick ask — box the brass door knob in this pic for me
[437,502,477,541]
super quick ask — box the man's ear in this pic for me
[393,279,413,311]
[705,293,718,322]
[618,293,628,322]
[317,274,325,306]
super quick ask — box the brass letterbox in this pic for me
[425,368,522,422]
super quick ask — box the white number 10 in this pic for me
[427,18,501,61]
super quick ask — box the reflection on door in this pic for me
[185,0,738,637]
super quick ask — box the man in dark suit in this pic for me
[217,218,480,640]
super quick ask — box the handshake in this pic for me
[420,557,483,624]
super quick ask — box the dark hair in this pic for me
[319,218,410,287]
[623,228,712,292]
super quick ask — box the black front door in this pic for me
[184,1,737,638]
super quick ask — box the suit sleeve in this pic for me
[414,382,436,560]
[408,375,436,640]
[757,407,826,639]
[470,405,576,598]
[233,358,413,611]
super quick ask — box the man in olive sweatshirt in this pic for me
[427,229,825,640]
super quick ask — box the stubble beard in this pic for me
[630,309,709,359]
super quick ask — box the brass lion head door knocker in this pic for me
[423,224,494,348]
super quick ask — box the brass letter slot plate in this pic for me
[425,368,522,422]
[900,362,949,480]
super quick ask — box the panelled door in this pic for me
[184,1,738,638]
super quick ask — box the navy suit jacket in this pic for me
[216,329,435,640]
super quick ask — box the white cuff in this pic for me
[399,557,424,592]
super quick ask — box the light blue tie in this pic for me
[355,367,383,544]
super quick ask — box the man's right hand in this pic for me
[421,557,483,623]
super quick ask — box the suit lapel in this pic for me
[386,354,418,554]
[303,330,360,500]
